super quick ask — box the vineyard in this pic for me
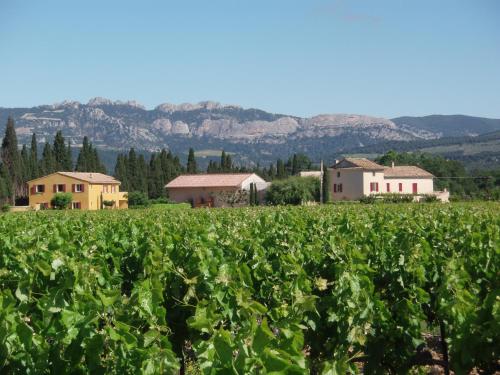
[0,204,498,374]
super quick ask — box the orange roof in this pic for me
[166,173,255,188]
[384,166,434,178]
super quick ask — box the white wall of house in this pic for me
[331,168,365,201]
[383,178,434,194]
[363,171,386,195]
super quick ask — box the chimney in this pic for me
[391,161,395,168]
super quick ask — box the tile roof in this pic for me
[384,166,434,178]
[334,158,385,170]
[57,172,120,184]
[166,173,255,188]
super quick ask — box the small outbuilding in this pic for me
[166,173,269,207]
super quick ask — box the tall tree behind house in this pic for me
[186,148,197,174]
[1,117,22,203]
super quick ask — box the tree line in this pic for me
[0,116,322,205]
[0,117,106,205]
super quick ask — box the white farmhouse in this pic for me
[330,158,449,202]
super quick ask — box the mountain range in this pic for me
[1,98,499,168]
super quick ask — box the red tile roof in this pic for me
[384,166,434,178]
[166,174,255,188]
[27,172,120,184]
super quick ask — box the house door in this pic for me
[412,183,418,194]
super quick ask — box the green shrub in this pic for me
[103,200,115,208]
[266,176,320,205]
[1,204,10,213]
[50,192,73,209]
[360,195,376,204]
[149,197,173,205]
[127,191,149,207]
[421,195,439,203]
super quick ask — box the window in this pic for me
[73,184,84,193]
[34,184,45,193]
[399,183,403,192]
[370,182,379,192]
[111,185,116,193]
[103,185,108,193]
[337,172,340,178]
[386,183,390,192]
[412,183,418,194]
[333,184,337,193]
[72,202,81,209]
[54,184,66,193]
[339,183,343,193]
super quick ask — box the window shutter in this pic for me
[62,184,66,192]
[333,184,337,193]
[72,184,75,192]
[30,186,35,195]
[376,183,379,192]
[81,184,85,192]
[387,183,390,192]
[399,183,402,192]
[339,184,342,193]
[53,184,57,193]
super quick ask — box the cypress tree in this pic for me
[291,154,298,175]
[20,145,30,196]
[114,154,129,192]
[1,117,21,203]
[187,148,197,173]
[53,130,68,171]
[76,137,91,172]
[322,168,331,203]
[136,154,148,194]
[127,148,138,190]
[30,133,39,179]
[65,140,73,171]
[276,159,286,179]
[41,143,56,175]
[0,163,12,205]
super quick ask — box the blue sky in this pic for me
[0,0,499,118]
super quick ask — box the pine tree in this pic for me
[1,117,21,203]
[30,133,39,179]
[187,148,197,173]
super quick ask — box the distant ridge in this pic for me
[1,98,499,167]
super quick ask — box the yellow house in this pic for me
[27,172,128,210]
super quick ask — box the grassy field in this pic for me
[0,203,498,374]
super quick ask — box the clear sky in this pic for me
[0,0,499,118]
